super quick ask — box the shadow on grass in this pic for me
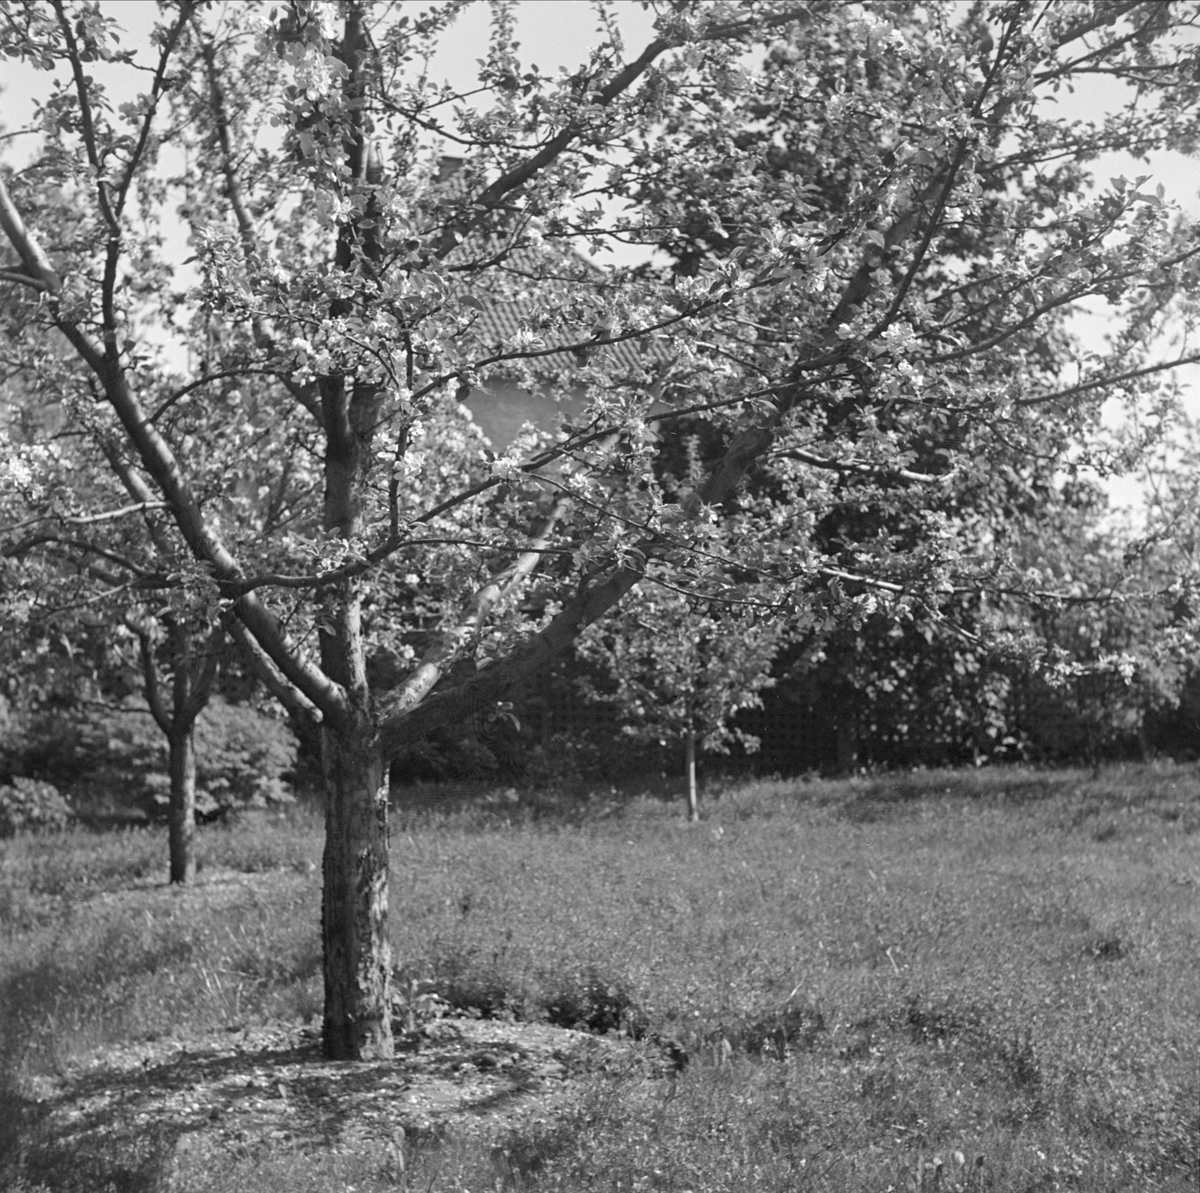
[835,770,1077,824]
[6,1027,572,1193]
[831,763,1200,829]
[5,1041,321,1193]
[1,1014,638,1193]
[390,773,694,828]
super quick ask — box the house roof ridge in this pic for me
[433,157,663,374]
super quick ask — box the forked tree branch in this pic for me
[129,617,172,735]
[227,617,323,728]
[378,421,780,758]
[380,497,571,727]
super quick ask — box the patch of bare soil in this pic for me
[15,1014,639,1188]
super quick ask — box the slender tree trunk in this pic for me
[139,617,217,886]
[1137,709,1151,763]
[321,717,393,1060]
[167,726,196,885]
[835,690,859,775]
[685,727,699,823]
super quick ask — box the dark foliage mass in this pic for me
[2,696,297,821]
[0,776,73,838]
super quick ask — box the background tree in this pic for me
[0,317,286,881]
[1004,479,1199,766]
[2,0,1199,1061]
[576,563,783,820]
[761,485,1198,772]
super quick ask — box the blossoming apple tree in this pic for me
[1,0,1198,1059]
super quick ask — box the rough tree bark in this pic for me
[166,724,197,885]
[320,719,391,1059]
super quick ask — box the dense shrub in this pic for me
[10,696,297,813]
[0,776,74,837]
[191,697,297,807]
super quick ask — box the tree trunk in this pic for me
[685,727,699,823]
[321,719,393,1060]
[167,726,196,885]
[835,692,859,775]
[1137,710,1151,763]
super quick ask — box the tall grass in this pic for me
[2,765,1197,1191]
[0,812,323,1080]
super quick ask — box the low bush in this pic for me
[155,697,298,814]
[0,777,74,838]
[543,965,647,1036]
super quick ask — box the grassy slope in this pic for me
[1,765,1197,1192]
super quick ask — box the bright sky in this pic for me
[2,1,1197,511]
[0,1,657,161]
[7,4,1193,204]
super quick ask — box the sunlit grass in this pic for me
[2,763,1197,1191]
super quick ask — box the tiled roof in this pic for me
[436,160,660,378]
[470,280,653,376]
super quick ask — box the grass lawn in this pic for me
[1,764,1197,1191]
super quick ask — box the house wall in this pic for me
[463,380,587,449]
